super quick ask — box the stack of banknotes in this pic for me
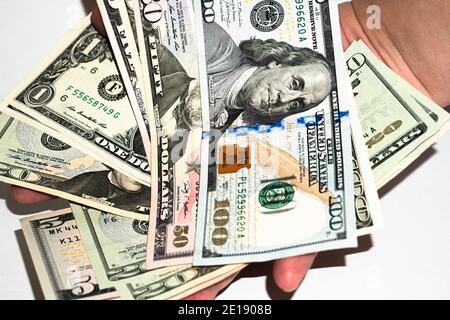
[1,0,448,300]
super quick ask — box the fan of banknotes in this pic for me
[1,0,448,300]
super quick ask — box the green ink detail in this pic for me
[66,85,121,119]
[258,181,294,210]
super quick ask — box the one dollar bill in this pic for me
[2,16,152,187]
[0,111,150,220]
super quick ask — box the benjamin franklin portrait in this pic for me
[203,21,334,130]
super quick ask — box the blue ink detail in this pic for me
[224,111,350,135]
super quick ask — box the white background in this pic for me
[0,0,449,300]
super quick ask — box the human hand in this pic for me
[10,0,450,300]
[10,187,53,204]
[340,0,450,108]
[186,0,450,298]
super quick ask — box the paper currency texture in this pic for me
[193,0,357,265]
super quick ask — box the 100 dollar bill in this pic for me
[193,0,357,265]
[20,209,118,300]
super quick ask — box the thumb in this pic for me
[91,6,107,37]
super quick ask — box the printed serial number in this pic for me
[63,86,120,119]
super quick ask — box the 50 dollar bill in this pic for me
[133,0,204,268]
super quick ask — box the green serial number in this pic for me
[63,86,120,119]
[236,179,247,235]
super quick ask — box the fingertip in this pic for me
[10,187,53,204]
[272,254,317,293]
[91,6,106,36]
[273,266,304,293]
[283,275,303,293]
[183,290,217,300]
